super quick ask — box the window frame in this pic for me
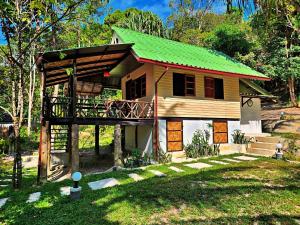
[173,73,196,97]
[125,74,146,100]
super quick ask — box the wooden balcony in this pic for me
[43,96,154,125]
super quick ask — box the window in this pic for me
[204,77,224,99]
[173,73,195,96]
[125,74,146,100]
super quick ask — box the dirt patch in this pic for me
[261,107,300,120]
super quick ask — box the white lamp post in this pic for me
[70,172,82,200]
[275,142,283,159]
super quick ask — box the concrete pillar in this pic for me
[40,121,50,180]
[114,124,123,167]
[95,125,100,155]
[71,124,79,172]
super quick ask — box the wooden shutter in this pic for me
[167,121,183,151]
[213,121,228,143]
[205,77,215,98]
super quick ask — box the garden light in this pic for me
[275,142,283,159]
[70,172,82,200]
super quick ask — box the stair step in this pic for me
[247,148,275,156]
[255,136,282,143]
[251,142,277,150]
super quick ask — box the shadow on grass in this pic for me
[2,160,300,225]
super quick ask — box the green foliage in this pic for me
[123,148,151,168]
[205,23,253,57]
[157,148,172,164]
[283,138,299,161]
[0,137,9,154]
[232,130,253,144]
[185,129,220,158]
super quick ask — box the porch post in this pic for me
[40,121,50,181]
[114,124,123,167]
[95,125,100,155]
[71,124,79,172]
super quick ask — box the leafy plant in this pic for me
[157,147,172,164]
[123,148,152,168]
[0,137,9,154]
[232,130,253,144]
[283,138,299,161]
[184,129,219,158]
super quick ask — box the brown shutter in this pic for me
[167,121,183,151]
[205,77,215,98]
[213,121,228,143]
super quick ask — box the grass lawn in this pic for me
[1,154,300,224]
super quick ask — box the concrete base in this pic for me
[70,186,82,200]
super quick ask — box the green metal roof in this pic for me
[113,26,268,79]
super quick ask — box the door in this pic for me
[213,121,228,143]
[167,120,183,151]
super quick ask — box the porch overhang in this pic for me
[36,43,134,88]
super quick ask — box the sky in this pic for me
[0,0,228,45]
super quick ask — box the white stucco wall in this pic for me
[183,120,213,145]
[240,98,262,134]
[158,119,241,152]
[227,120,241,143]
[158,119,167,152]
[137,125,153,156]
[125,126,136,150]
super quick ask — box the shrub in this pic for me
[0,137,9,154]
[157,147,172,164]
[123,148,152,168]
[232,130,253,144]
[283,138,299,161]
[184,129,220,158]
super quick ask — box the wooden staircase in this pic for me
[247,136,284,156]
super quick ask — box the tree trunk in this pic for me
[27,50,36,136]
[288,77,298,107]
[12,119,22,189]
[114,124,123,167]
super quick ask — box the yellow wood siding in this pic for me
[121,63,154,102]
[153,66,241,119]
[121,64,241,119]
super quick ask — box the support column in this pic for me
[114,124,123,167]
[67,124,72,166]
[71,124,79,172]
[40,121,50,181]
[95,125,100,155]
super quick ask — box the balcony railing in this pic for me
[43,96,154,120]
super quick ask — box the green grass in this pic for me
[272,132,300,140]
[1,154,300,224]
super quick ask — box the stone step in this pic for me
[169,166,184,172]
[251,142,277,150]
[148,170,166,177]
[0,198,9,209]
[255,136,282,143]
[247,148,275,156]
[128,173,144,181]
[26,192,41,203]
[88,178,119,190]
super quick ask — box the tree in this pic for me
[205,23,253,57]
[119,11,169,38]
[0,0,109,188]
[250,1,300,107]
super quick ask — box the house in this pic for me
[111,27,270,155]
[36,27,270,180]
